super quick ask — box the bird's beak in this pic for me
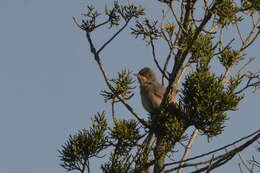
[133,73,138,77]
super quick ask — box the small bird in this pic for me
[136,67,178,114]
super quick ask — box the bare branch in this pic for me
[169,5,188,35]
[190,131,260,173]
[238,152,254,173]
[164,130,260,172]
[177,129,199,173]
[111,99,116,124]
[235,71,260,94]
[85,32,148,127]
[97,20,130,54]
[73,17,86,30]
[150,39,170,81]
[164,130,260,167]
[235,23,244,44]
[240,18,260,52]
[238,163,244,173]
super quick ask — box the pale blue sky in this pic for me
[1,0,259,173]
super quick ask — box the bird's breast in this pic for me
[140,86,162,113]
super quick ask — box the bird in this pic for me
[136,67,178,115]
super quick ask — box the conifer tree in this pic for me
[59,1,260,172]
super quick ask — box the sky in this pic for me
[1,0,259,173]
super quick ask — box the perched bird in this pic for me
[136,67,178,114]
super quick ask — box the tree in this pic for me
[58,1,260,173]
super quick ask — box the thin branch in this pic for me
[214,38,235,56]
[150,39,170,81]
[235,23,244,44]
[221,65,233,84]
[97,20,130,54]
[240,19,260,52]
[237,58,255,76]
[235,71,260,94]
[95,20,110,30]
[177,129,199,173]
[238,163,244,173]
[162,48,174,85]
[169,6,188,35]
[165,131,260,172]
[73,17,86,30]
[132,132,154,171]
[238,152,254,173]
[85,32,148,128]
[111,99,116,124]
[164,130,260,167]
[86,159,90,173]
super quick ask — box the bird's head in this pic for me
[135,67,157,85]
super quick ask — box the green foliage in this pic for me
[181,67,243,137]
[219,48,244,69]
[58,112,108,172]
[153,112,184,152]
[242,0,260,12]
[131,19,162,42]
[164,23,176,38]
[101,154,134,173]
[110,119,141,154]
[101,69,135,102]
[62,0,260,172]
[80,2,145,32]
[111,1,145,21]
[212,0,242,26]
[188,32,214,65]
[80,5,101,31]
[135,145,152,172]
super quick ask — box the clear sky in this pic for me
[1,0,259,173]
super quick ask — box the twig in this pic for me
[132,132,154,171]
[165,130,260,172]
[111,99,116,124]
[150,39,170,81]
[237,58,255,76]
[213,38,235,56]
[177,129,199,173]
[162,46,174,85]
[238,152,254,173]
[97,20,130,54]
[240,19,260,52]
[235,71,260,94]
[86,160,90,173]
[73,17,86,30]
[191,131,260,173]
[235,23,244,44]
[221,65,233,84]
[85,32,148,128]
[164,130,260,167]
[169,6,188,35]
[238,163,244,173]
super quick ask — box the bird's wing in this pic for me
[152,81,179,105]
[151,81,166,99]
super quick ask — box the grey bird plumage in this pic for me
[136,67,176,114]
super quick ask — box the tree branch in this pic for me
[177,129,199,173]
[191,131,260,173]
[85,32,148,128]
[235,71,260,94]
[164,130,260,172]
[150,39,170,81]
[164,130,260,167]
[97,20,130,54]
